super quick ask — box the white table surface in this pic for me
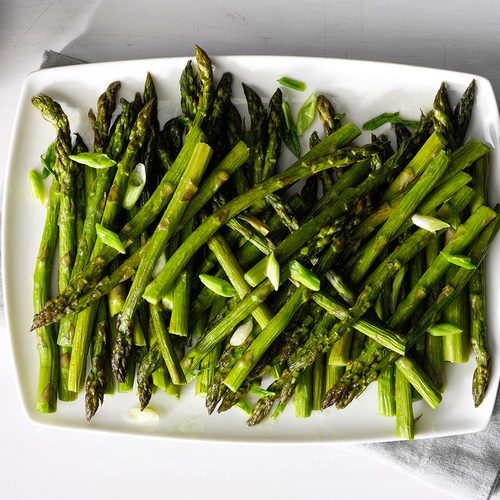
[2,1,499,498]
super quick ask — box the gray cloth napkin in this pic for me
[39,49,500,500]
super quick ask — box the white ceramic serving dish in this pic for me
[3,55,500,443]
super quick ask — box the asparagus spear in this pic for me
[149,303,186,385]
[453,80,476,147]
[242,83,267,187]
[312,353,326,410]
[442,216,470,364]
[378,364,396,416]
[113,142,213,381]
[180,60,198,122]
[294,366,313,418]
[169,221,194,337]
[468,156,490,406]
[193,45,214,126]
[224,287,309,393]
[433,82,456,150]
[32,97,81,401]
[85,298,108,421]
[203,72,233,146]
[33,180,60,413]
[424,238,445,392]
[395,365,414,440]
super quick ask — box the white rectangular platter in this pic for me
[3,55,500,443]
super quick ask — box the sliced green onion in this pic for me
[441,253,476,270]
[296,93,317,137]
[128,407,159,422]
[29,169,45,203]
[412,214,450,232]
[40,140,56,179]
[152,251,167,279]
[281,101,301,158]
[68,152,116,169]
[290,260,320,291]
[230,318,254,346]
[277,76,306,92]
[96,223,126,254]
[362,112,419,131]
[122,162,146,209]
[250,386,276,398]
[427,323,463,337]
[266,252,280,291]
[199,274,237,297]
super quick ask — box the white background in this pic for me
[2,1,500,498]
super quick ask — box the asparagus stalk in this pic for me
[149,304,186,385]
[242,83,267,187]
[312,354,326,410]
[468,156,490,406]
[453,80,476,147]
[169,220,195,337]
[112,142,212,381]
[433,82,456,150]
[179,60,198,122]
[33,180,60,413]
[85,298,108,420]
[378,365,396,416]
[395,365,414,440]
[193,45,214,126]
[224,286,308,393]
[294,366,313,418]
[442,216,470,364]
[206,232,273,328]
[395,356,442,409]
[195,304,224,396]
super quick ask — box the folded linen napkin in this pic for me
[39,49,500,500]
